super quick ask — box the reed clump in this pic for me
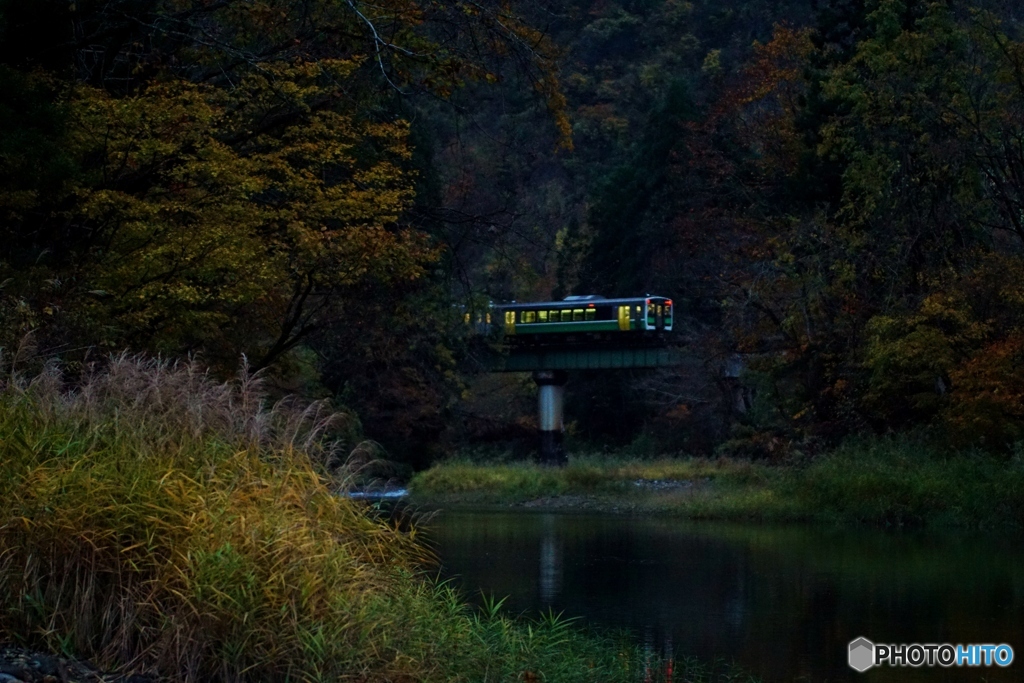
[0,355,650,682]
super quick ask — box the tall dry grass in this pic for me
[0,354,676,682]
[0,353,357,464]
[0,354,426,680]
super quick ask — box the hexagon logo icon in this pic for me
[849,637,875,672]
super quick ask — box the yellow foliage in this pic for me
[863,293,989,420]
[54,63,434,358]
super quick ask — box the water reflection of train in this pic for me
[467,295,674,345]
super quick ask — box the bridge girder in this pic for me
[492,345,685,372]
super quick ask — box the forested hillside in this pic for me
[5,0,1024,464]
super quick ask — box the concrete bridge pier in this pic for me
[533,370,568,466]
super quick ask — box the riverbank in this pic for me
[0,357,750,683]
[409,438,1024,530]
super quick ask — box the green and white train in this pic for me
[490,295,673,342]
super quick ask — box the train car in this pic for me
[492,294,673,343]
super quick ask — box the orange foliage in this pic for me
[739,25,816,105]
[944,336,1024,449]
[717,25,817,175]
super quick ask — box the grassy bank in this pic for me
[0,356,750,683]
[410,439,1024,529]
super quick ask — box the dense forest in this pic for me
[5,0,1024,465]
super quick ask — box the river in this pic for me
[422,510,1024,682]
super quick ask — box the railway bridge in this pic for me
[478,295,685,466]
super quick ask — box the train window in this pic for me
[561,310,572,322]
[635,305,641,315]
[538,310,548,323]
[657,305,663,316]
[521,311,536,323]
[572,309,584,321]
[585,308,596,321]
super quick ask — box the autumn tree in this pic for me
[0,0,564,373]
[697,0,1024,450]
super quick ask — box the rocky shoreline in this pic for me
[0,646,153,683]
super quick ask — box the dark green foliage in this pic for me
[581,81,698,295]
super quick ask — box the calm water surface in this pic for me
[422,511,1024,682]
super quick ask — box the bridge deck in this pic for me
[493,346,684,371]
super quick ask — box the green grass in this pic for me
[411,440,1024,529]
[0,355,754,683]
[411,456,766,498]
[784,437,1024,529]
[409,455,781,513]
